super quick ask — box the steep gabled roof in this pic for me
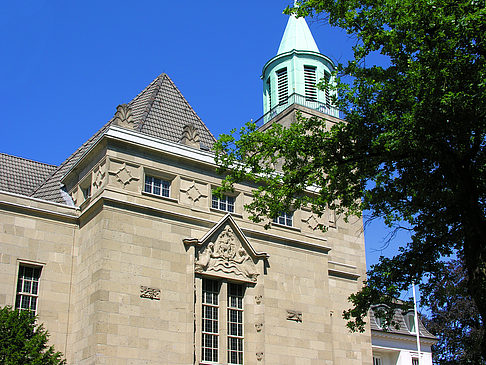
[369,307,436,340]
[30,73,216,204]
[0,153,57,196]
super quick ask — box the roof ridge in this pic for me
[136,73,165,132]
[0,152,58,168]
[163,75,217,143]
[29,121,111,197]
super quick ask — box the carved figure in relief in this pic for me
[195,242,214,273]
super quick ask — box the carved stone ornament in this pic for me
[180,124,200,149]
[255,295,262,305]
[256,352,264,361]
[304,213,320,231]
[287,309,303,322]
[140,286,160,300]
[184,214,269,284]
[115,163,139,187]
[195,226,259,282]
[113,104,136,129]
[255,322,263,332]
[181,182,205,203]
[93,166,105,190]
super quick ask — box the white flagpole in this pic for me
[412,282,422,364]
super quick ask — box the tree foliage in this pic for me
[422,259,484,364]
[214,0,486,357]
[0,306,66,365]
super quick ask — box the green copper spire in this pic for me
[261,10,338,123]
[277,14,319,55]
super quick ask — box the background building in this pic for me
[0,12,376,365]
[370,307,436,365]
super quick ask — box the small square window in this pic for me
[212,193,235,213]
[144,175,170,197]
[15,265,41,313]
[273,212,293,227]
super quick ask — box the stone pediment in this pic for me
[184,214,269,283]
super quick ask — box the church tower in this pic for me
[261,11,339,124]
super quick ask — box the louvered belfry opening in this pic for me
[324,71,331,108]
[304,65,317,101]
[266,78,272,108]
[276,68,288,105]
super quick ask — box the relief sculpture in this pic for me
[195,226,259,282]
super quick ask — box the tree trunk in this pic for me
[460,174,486,359]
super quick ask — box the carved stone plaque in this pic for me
[140,286,160,300]
[287,309,303,322]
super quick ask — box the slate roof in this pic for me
[7,73,215,204]
[0,153,57,196]
[369,307,436,340]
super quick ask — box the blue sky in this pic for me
[0,1,408,273]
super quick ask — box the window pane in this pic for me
[31,281,38,295]
[144,176,153,193]
[23,280,31,293]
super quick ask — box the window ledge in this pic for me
[210,207,242,218]
[142,191,178,203]
[271,222,301,232]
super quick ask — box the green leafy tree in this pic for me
[0,306,66,365]
[214,0,486,357]
[422,259,484,364]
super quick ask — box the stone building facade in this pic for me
[0,13,373,365]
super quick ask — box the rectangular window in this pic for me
[273,212,293,227]
[144,175,170,197]
[276,68,288,105]
[212,194,235,213]
[373,357,383,365]
[412,358,419,365]
[15,265,41,313]
[202,279,219,363]
[304,65,317,101]
[228,283,244,365]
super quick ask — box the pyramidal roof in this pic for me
[277,14,319,55]
[30,73,216,204]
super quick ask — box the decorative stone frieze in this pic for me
[184,214,269,284]
[195,226,259,282]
